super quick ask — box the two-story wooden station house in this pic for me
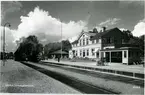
[69,27,141,65]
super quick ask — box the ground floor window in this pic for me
[111,52,122,62]
[75,50,77,56]
[80,50,82,57]
[96,52,99,58]
[92,48,95,56]
[124,51,127,58]
[87,49,89,56]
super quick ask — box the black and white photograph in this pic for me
[0,0,145,94]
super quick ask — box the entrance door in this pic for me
[83,50,85,57]
[105,52,110,62]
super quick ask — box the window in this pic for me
[80,50,82,57]
[80,40,81,46]
[102,38,106,43]
[86,38,89,45]
[96,52,99,58]
[129,51,131,57]
[83,39,85,45]
[122,39,125,44]
[107,38,111,44]
[92,40,94,44]
[96,39,99,43]
[83,50,85,57]
[75,50,77,56]
[72,50,75,57]
[136,52,139,57]
[110,38,114,43]
[92,49,95,56]
[124,51,127,58]
[87,49,89,56]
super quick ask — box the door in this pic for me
[105,52,110,62]
[83,50,85,57]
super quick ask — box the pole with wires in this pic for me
[61,21,62,59]
[3,23,11,66]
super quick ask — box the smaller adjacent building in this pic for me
[100,47,141,65]
[69,27,141,65]
[50,50,68,58]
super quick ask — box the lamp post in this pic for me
[3,23,11,65]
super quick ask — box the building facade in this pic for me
[69,28,103,60]
[69,27,141,65]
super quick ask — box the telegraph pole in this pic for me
[61,21,62,59]
[3,23,11,66]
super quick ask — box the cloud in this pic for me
[12,6,87,42]
[1,6,87,51]
[69,35,79,43]
[99,18,121,27]
[0,26,16,52]
[119,28,129,31]
[1,1,22,21]
[132,19,145,37]
[95,26,104,32]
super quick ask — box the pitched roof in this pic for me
[90,27,120,40]
[85,32,96,36]
[50,50,68,54]
[71,27,120,44]
[71,32,96,44]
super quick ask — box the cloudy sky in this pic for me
[0,1,145,52]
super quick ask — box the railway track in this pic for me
[38,61,144,87]
[21,62,119,94]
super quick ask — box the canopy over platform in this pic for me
[50,50,68,55]
[100,47,141,52]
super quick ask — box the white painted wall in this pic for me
[103,46,115,49]
[122,50,128,64]
[69,33,102,59]
[69,50,73,59]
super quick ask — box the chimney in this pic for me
[102,26,106,32]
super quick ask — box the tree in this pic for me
[44,40,72,58]
[93,28,98,33]
[62,40,72,52]
[122,30,133,43]
[14,35,43,62]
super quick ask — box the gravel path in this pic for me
[26,61,144,94]
[0,60,81,93]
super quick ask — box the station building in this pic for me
[69,27,141,65]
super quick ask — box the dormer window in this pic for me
[79,40,81,46]
[92,40,95,44]
[83,39,85,45]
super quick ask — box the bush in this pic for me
[96,58,106,66]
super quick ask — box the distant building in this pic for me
[50,49,68,59]
[69,27,141,65]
